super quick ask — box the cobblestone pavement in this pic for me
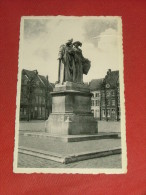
[18,121,121,168]
[19,135,121,155]
[18,153,122,168]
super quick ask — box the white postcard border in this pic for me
[13,16,127,174]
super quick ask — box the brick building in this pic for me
[20,69,54,121]
[100,69,120,121]
[89,79,103,119]
[89,69,120,121]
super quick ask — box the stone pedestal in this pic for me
[45,82,98,135]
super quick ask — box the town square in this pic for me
[14,16,126,173]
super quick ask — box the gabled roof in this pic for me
[89,79,103,91]
[22,69,36,79]
[38,75,47,86]
[49,82,55,89]
[22,69,54,89]
[105,70,119,88]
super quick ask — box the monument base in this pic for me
[23,132,119,142]
[45,81,98,135]
[18,132,121,164]
[45,113,97,135]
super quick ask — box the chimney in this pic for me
[107,69,111,75]
[46,75,49,83]
[108,69,111,73]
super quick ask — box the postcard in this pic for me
[13,16,127,174]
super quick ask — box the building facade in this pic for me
[89,79,103,119]
[20,69,54,121]
[89,69,120,121]
[100,69,120,121]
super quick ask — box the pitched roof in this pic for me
[49,82,55,88]
[89,79,103,91]
[22,69,36,79]
[105,70,119,88]
[22,69,54,89]
[38,75,48,86]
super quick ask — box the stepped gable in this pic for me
[105,70,119,88]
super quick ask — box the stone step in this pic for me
[23,132,119,142]
[18,146,121,164]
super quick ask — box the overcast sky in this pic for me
[20,16,122,83]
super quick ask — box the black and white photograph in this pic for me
[13,16,126,174]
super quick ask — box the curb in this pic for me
[18,146,121,164]
[22,132,119,142]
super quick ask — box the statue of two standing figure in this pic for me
[57,39,91,84]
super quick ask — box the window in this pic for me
[111,91,115,96]
[36,96,38,103]
[38,107,41,116]
[112,100,115,106]
[42,107,45,116]
[39,96,42,104]
[102,109,105,117]
[95,100,99,106]
[111,109,115,114]
[106,91,110,96]
[24,108,27,115]
[95,109,99,118]
[42,97,45,104]
[95,93,99,97]
[95,100,97,106]
[107,100,110,106]
[91,100,94,106]
[107,109,110,117]
[95,110,98,118]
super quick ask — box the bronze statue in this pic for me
[57,39,75,84]
[57,39,91,84]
